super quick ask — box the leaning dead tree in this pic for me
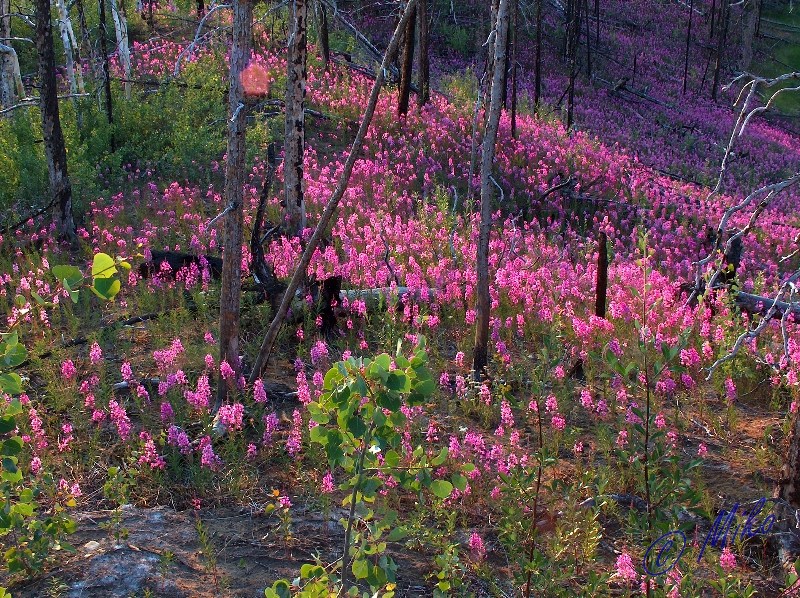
[473,0,510,381]
[249,0,419,383]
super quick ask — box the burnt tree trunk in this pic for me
[711,0,729,102]
[249,0,417,383]
[584,0,591,78]
[216,0,253,409]
[197,0,204,18]
[510,0,518,137]
[284,0,307,236]
[397,4,416,116]
[473,0,510,382]
[683,0,693,95]
[534,0,542,108]
[36,0,76,241]
[566,0,581,130]
[595,231,608,318]
[416,0,429,106]
[316,0,330,71]
[98,0,114,149]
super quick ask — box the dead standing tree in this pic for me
[35,0,76,241]
[472,0,510,382]
[397,1,416,116]
[216,0,253,409]
[249,0,419,382]
[284,0,307,236]
[687,74,800,553]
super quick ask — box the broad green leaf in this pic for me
[352,557,369,580]
[52,264,84,288]
[0,416,15,435]
[429,480,453,499]
[0,373,23,395]
[92,252,117,279]
[1,343,26,368]
[451,473,468,491]
[374,354,391,371]
[386,372,410,392]
[90,277,121,301]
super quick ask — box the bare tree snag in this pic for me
[284,0,307,237]
[216,0,253,409]
[397,3,416,117]
[584,0,591,78]
[35,0,76,242]
[595,230,608,318]
[0,0,25,112]
[473,0,510,382]
[534,0,542,108]
[683,0,693,95]
[416,0,429,106]
[109,0,131,100]
[98,0,115,148]
[249,0,417,383]
[55,0,84,95]
[566,0,581,129]
[316,0,330,71]
[711,0,729,101]
[197,0,204,18]
[510,0,518,137]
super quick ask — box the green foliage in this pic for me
[267,338,472,596]
[0,334,76,589]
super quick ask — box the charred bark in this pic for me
[284,0,307,237]
[473,0,510,382]
[595,231,608,318]
[397,4,416,116]
[35,0,76,241]
[416,0,429,106]
[316,0,330,70]
[216,0,253,409]
[98,0,114,148]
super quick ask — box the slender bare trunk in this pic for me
[249,0,417,382]
[316,0,330,70]
[0,40,24,111]
[416,0,429,106]
[36,0,76,241]
[683,0,693,94]
[1,0,25,112]
[109,0,131,99]
[397,4,416,116]
[595,231,608,318]
[284,0,307,236]
[98,0,114,149]
[216,0,253,409]
[584,0,591,78]
[711,0,729,101]
[473,0,510,381]
[566,0,580,130]
[197,0,204,18]
[534,0,542,108]
[56,0,85,94]
[510,0,518,137]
